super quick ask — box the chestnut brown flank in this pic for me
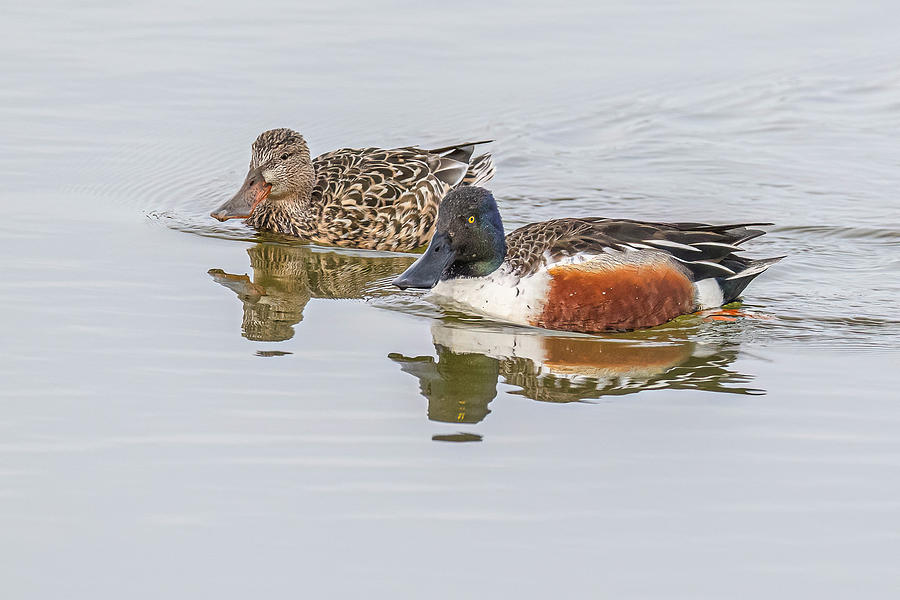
[535,262,695,333]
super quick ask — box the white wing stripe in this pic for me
[690,260,736,275]
[726,262,770,279]
[691,241,744,252]
[644,239,702,252]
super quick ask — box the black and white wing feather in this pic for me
[505,218,782,302]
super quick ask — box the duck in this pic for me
[210,128,494,251]
[393,186,783,333]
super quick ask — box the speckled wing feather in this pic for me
[301,147,449,251]
[302,143,494,251]
[504,218,777,281]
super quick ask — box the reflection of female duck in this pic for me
[210,243,414,341]
[390,320,759,424]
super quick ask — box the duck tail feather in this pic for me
[426,140,493,156]
[461,153,496,187]
[719,256,785,303]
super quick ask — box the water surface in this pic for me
[2,1,900,598]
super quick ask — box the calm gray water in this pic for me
[3,1,900,598]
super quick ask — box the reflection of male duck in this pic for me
[388,349,499,423]
[390,320,759,424]
[210,242,413,341]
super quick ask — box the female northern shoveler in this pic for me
[393,187,783,333]
[210,128,494,252]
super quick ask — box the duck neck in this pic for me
[248,166,317,237]
[447,236,507,280]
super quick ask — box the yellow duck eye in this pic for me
[468,216,475,224]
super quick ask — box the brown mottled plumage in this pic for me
[211,128,494,251]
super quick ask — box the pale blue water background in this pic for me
[2,1,900,597]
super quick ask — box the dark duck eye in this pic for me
[280,153,289,160]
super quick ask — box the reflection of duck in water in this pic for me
[389,346,499,424]
[209,242,414,341]
[390,320,759,424]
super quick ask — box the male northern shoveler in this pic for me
[210,128,494,252]
[393,187,783,333]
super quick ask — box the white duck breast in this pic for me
[428,264,552,327]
